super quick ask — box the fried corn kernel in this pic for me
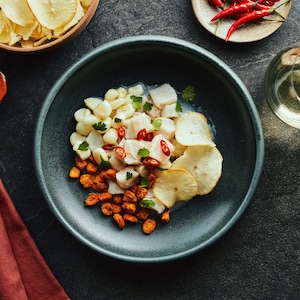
[161,209,170,223]
[92,174,107,191]
[136,185,148,200]
[84,193,100,206]
[86,162,98,174]
[113,213,125,229]
[75,156,88,169]
[80,174,94,189]
[98,192,113,202]
[123,214,138,223]
[136,207,151,221]
[123,190,137,202]
[121,202,136,214]
[142,218,156,235]
[102,168,117,181]
[147,173,158,188]
[101,202,114,216]
[112,194,123,204]
[69,166,80,179]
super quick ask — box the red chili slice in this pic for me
[0,72,7,103]
[137,128,147,140]
[117,126,126,139]
[114,146,126,159]
[143,157,160,169]
[102,144,115,150]
[144,132,154,141]
[160,140,170,156]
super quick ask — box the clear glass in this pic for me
[264,43,300,129]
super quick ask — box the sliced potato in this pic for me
[175,112,215,147]
[153,169,197,208]
[171,145,223,195]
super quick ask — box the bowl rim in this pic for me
[34,35,265,262]
[0,0,99,53]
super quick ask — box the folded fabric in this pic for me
[0,179,70,300]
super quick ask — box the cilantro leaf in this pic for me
[143,101,153,112]
[93,122,107,131]
[141,177,150,187]
[99,155,111,169]
[138,148,150,157]
[182,85,195,102]
[78,141,89,151]
[126,172,133,180]
[153,118,162,131]
[114,117,122,123]
[140,199,155,208]
[176,101,182,112]
[131,95,143,110]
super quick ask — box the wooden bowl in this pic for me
[0,0,99,54]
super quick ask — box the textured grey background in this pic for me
[0,1,299,299]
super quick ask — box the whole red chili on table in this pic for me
[0,72,7,104]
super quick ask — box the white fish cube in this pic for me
[149,84,177,109]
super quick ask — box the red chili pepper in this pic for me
[114,146,126,159]
[117,126,126,139]
[160,140,171,156]
[254,3,272,10]
[208,0,224,8]
[226,8,271,41]
[211,2,254,22]
[102,144,115,150]
[143,157,160,169]
[136,128,147,140]
[0,72,7,104]
[144,132,154,141]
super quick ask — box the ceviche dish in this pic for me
[69,83,223,235]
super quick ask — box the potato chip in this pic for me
[153,169,198,208]
[0,0,35,27]
[53,0,84,36]
[26,0,78,30]
[14,21,39,41]
[0,11,10,43]
[171,145,223,195]
[175,112,215,147]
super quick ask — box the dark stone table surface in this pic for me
[0,1,299,299]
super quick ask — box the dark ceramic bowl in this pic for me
[34,36,264,263]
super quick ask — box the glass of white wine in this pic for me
[264,43,300,129]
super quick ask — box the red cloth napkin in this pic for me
[0,179,70,300]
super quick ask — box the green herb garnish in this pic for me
[153,118,162,130]
[138,148,150,157]
[93,122,107,131]
[140,199,155,208]
[126,172,133,180]
[114,117,122,123]
[176,100,182,112]
[131,95,143,110]
[182,85,195,102]
[141,177,150,187]
[78,141,89,151]
[99,155,111,169]
[143,101,153,112]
